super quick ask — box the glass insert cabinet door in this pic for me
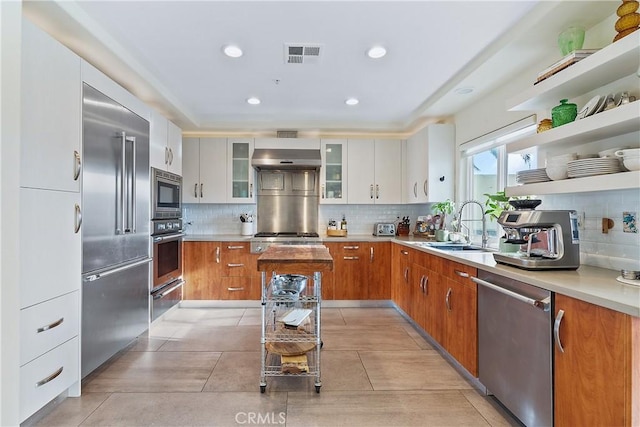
[227,138,254,202]
[321,140,347,204]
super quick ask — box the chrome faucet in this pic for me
[456,200,488,249]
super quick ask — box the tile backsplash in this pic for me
[183,190,640,272]
[183,203,432,236]
[541,189,640,271]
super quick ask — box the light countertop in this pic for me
[183,233,640,317]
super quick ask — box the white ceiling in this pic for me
[24,1,617,135]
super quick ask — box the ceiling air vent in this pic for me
[277,130,298,138]
[284,43,323,65]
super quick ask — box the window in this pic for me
[458,116,537,247]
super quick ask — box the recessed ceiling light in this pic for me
[367,46,387,59]
[454,87,474,95]
[345,98,359,106]
[223,45,243,58]
[246,97,261,105]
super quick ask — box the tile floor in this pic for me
[32,307,520,426]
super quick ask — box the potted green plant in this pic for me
[431,199,455,241]
[483,190,512,221]
[483,191,522,252]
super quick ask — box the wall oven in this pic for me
[151,167,182,219]
[150,216,184,321]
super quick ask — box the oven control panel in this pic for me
[152,218,183,236]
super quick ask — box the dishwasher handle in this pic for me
[471,277,551,311]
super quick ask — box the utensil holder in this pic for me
[241,222,254,236]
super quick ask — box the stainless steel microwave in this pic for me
[151,167,182,219]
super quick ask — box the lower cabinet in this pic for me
[554,294,640,427]
[325,241,391,300]
[391,245,412,313]
[183,241,260,300]
[395,245,478,377]
[325,242,368,299]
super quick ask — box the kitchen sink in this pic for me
[407,241,495,253]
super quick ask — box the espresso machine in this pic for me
[494,210,580,270]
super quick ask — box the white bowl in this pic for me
[547,153,577,164]
[622,156,640,171]
[616,148,640,158]
[545,166,569,180]
[598,147,624,158]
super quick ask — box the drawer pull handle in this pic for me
[344,245,359,250]
[454,269,469,278]
[227,245,245,250]
[36,367,63,387]
[227,263,245,267]
[343,256,359,260]
[37,317,64,333]
[216,247,220,263]
[227,287,245,291]
[401,250,409,256]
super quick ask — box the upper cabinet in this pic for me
[227,138,255,203]
[167,120,183,175]
[504,36,640,197]
[347,139,403,204]
[405,124,454,204]
[182,137,227,203]
[320,139,347,204]
[150,111,182,175]
[21,19,81,193]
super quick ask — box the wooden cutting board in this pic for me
[265,327,317,356]
[266,340,316,356]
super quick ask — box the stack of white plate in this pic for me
[516,168,551,184]
[567,157,623,178]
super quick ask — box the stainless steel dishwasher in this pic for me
[473,270,552,427]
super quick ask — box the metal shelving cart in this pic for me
[256,245,333,394]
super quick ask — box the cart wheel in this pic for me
[315,385,321,393]
[260,385,266,393]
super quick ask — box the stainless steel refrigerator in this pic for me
[81,83,151,378]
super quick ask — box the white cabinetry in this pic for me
[320,139,348,204]
[150,110,182,175]
[19,18,81,423]
[405,124,454,203]
[21,19,81,192]
[347,139,402,204]
[227,138,255,203]
[182,137,227,203]
[505,35,640,197]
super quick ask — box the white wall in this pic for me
[1,1,22,424]
[453,12,639,270]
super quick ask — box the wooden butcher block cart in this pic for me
[257,245,333,393]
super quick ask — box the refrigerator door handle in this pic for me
[128,135,137,234]
[84,258,151,282]
[117,132,127,234]
[118,132,137,234]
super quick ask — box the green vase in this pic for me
[551,99,577,128]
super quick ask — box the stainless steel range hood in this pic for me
[251,148,322,170]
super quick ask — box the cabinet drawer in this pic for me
[219,277,254,299]
[20,336,79,422]
[441,260,477,286]
[20,291,79,366]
